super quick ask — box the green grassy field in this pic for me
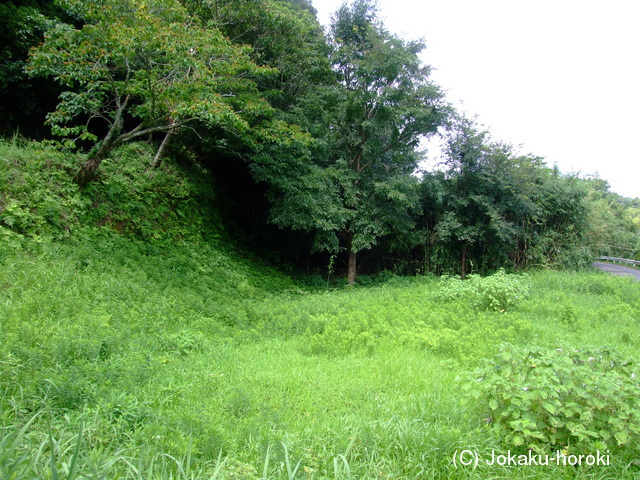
[2,236,639,479]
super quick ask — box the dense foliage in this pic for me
[417,117,600,277]
[461,344,640,456]
[0,0,636,275]
[250,0,449,284]
[0,139,218,242]
[26,0,290,187]
[0,0,69,137]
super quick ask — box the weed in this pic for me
[436,268,531,312]
[460,343,640,458]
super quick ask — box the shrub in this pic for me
[436,269,530,312]
[459,343,640,455]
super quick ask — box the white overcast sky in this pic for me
[311,0,640,199]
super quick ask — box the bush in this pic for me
[436,269,530,312]
[459,343,640,455]
[0,140,87,238]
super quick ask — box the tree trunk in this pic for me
[74,96,127,187]
[74,153,106,188]
[74,133,121,187]
[148,127,176,170]
[461,247,467,280]
[346,231,357,285]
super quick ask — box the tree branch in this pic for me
[115,118,195,145]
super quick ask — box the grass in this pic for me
[1,139,640,478]
[1,235,639,479]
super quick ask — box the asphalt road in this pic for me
[591,262,640,281]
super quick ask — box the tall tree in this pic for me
[27,0,276,186]
[251,0,448,283]
[181,0,331,113]
[432,118,499,277]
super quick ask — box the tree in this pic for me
[566,177,639,260]
[251,0,448,284]
[526,170,591,267]
[182,0,333,116]
[27,0,275,186]
[430,118,505,277]
[0,0,68,137]
[423,116,593,275]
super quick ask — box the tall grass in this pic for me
[2,140,639,478]
[1,235,639,479]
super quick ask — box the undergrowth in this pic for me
[1,140,640,478]
[2,236,639,478]
[0,139,219,242]
[460,344,640,457]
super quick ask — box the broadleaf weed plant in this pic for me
[459,343,640,458]
[436,268,531,312]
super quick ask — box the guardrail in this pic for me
[597,256,640,267]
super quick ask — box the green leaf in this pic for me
[615,430,629,445]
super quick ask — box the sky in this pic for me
[311,0,640,199]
